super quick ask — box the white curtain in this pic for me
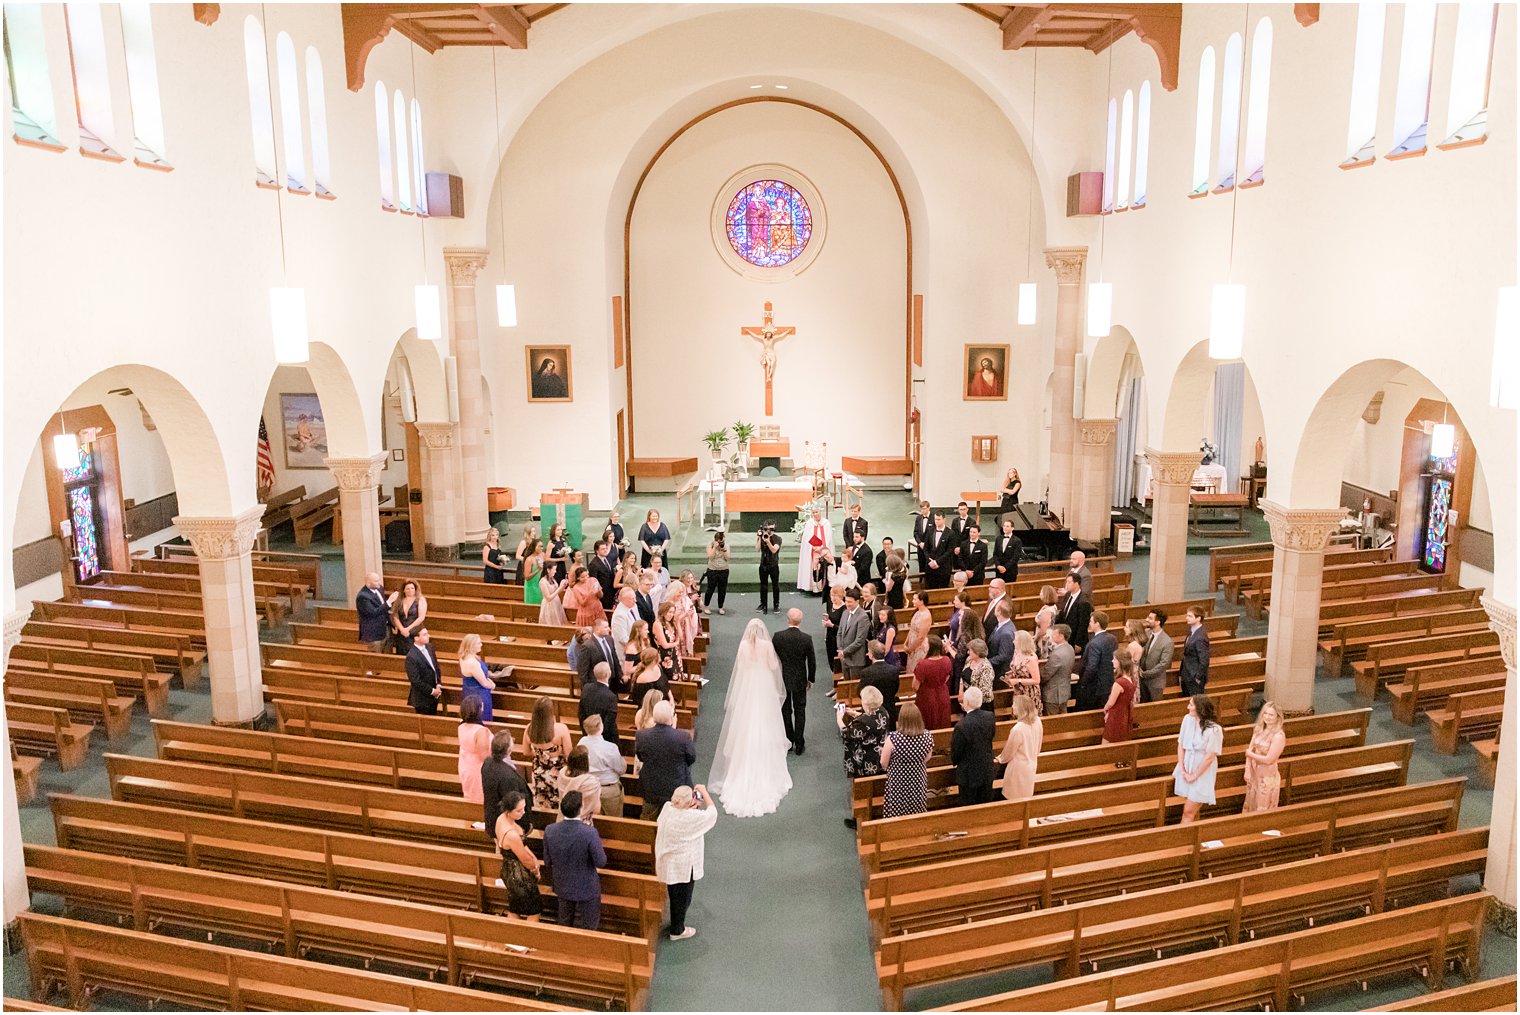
[1112,361,1144,507]
[1212,362,1246,491]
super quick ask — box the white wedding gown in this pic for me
[707,621,794,817]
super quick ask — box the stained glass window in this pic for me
[61,447,93,484]
[1422,477,1451,572]
[69,484,100,581]
[726,180,813,268]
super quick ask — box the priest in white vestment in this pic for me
[796,508,833,593]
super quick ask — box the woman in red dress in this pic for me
[912,634,954,730]
[1102,654,1139,745]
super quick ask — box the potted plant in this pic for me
[703,428,731,479]
[730,420,756,478]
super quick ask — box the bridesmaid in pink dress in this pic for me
[456,695,493,804]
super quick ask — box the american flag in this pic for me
[256,417,276,491]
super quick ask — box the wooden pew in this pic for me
[1475,730,1500,787]
[288,486,339,547]
[65,581,204,614]
[1209,541,1274,590]
[0,998,66,1011]
[1320,606,1491,675]
[107,566,301,625]
[1264,571,1455,621]
[7,641,174,714]
[5,703,92,771]
[2,670,134,741]
[1243,558,1421,619]
[13,749,40,805]
[17,912,573,1012]
[22,618,203,677]
[1428,687,1505,755]
[856,740,1415,870]
[1220,546,1391,604]
[1352,629,1501,700]
[256,483,307,533]
[29,597,203,644]
[262,640,580,698]
[916,567,1130,607]
[50,794,665,941]
[926,893,1490,1012]
[877,828,1489,1010]
[1370,975,1518,1012]
[24,844,651,1010]
[1389,658,1509,726]
[154,543,328,603]
[289,621,582,673]
[863,779,1469,940]
[1315,585,1485,634]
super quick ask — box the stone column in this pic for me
[444,247,492,543]
[414,421,462,561]
[1144,448,1202,604]
[1072,418,1118,545]
[173,506,267,725]
[326,454,387,601]
[1043,247,1087,524]
[1483,596,1517,929]
[4,607,33,927]
[1261,502,1347,715]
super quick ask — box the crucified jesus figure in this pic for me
[740,301,795,417]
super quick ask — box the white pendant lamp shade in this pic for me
[1086,283,1112,337]
[53,432,81,470]
[1209,283,1246,359]
[1430,422,1456,460]
[496,284,518,327]
[269,287,310,365]
[1018,282,1037,326]
[415,284,443,342]
[1492,286,1517,409]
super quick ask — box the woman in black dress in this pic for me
[482,528,509,584]
[390,580,426,654]
[822,584,845,676]
[545,522,570,583]
[999,468,1022,512]
[637,509,670,568]
[494,791,542,920]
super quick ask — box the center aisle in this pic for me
[648,591,883,1011]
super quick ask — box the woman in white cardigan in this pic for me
[654,783,719,941]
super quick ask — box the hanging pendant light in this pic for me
[1018,52,1039,327]
[1429,422,1456,459]
[490,50,517,329]
[1086,283,1112,337]
[496,284,518,327]
[1208,283,1246,359]
[415,283,442,341]
[53,431,80,470]
[270,286,310,364]
[1017,283,1037,326]
[1492,286,1517,409]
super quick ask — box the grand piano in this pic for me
[1007,504,1075,562]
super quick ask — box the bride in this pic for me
[708,620,794,817]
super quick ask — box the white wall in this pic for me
[629,101,905,458]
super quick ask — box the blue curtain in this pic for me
[1213,362,1245,490]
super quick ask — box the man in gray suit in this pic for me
[1138,608,1175,703]
[1068,550,1094,599]
[836,586,871,677]
[1041,624,1076,715]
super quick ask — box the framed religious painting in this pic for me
[279,393,329,468]
[963,344,1009,401]
[525,345,573,402]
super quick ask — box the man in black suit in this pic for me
[588,539,617,610]
[1074,611,1117,711]
[849,531,873,588]
[950,686,996,805]
[356,571,391,651]
[635,574,657,626]
[875,537,897,582]
[405,628,442,714]
[857,641,901,729]
[912,503,933,575]
[986,601,1016,678]
[481,730,531,837]
[773,608,817,754]
[1179,606,1212,696]
[1054,574,1093,651]
[756,524,783,614]
[842,502,869,545]
[634,701,695,819]
[956,524,988,585]
[923,513,955,590]
[992,520,1022,583]
[949,501,974,545]
[578,661,623,749]
[577,618,625,694]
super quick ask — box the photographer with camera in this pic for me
[756,524,783,614]
[654,783,718,941]
[703,531,730,615]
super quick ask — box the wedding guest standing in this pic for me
[822,584,845,678]
[997,695,1042,800]
[636,700,695,819]
[961,638,995,710]
[1102,654,1138,745]
[482,528,510,583]
[525,697,572,811]
[998,468,1022,515]
[1075,612,1116,711]
[406,629,443,715]
[589,539,617,609]
[391,579,427,654]
[1243,702,1287,812]
[881,547,908,610]
[1054,574,1091,651]
[538,566,568,627]
[456,695,493,804]
[903,591,933,674]
[837,587,872,678]
[950,687,996,805]
[1174,694,1223,823]
[542,791,607,930]
[858,642,902,730]
[564,566,607,628]
[482,731,531,836]
[655,784,718,941]
[1138,609,1175,704]
[1067,550,1094,598]
[555,746,603,819]
[356,572,391,651]
[494,791,543,921]
[912,635,953,730]
[1004,630,1043,717]
[874,605,901,668]
[638,509,671,568]
[1041,625,1076,715]
[880,703,932,818]
[1180,607,1212,696]
[579,713,627,818]
[986,601,1016,678]
[522,541,545,608]
[457,633,496,723]
[839,686,889,830]
[704,532,730,615]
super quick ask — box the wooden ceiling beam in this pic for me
[1001,5,1056,50]
[1131,5,1182,92]
[343,7,394,91]
[192,3,220,26]
[1084,17,1134,53]
[476,5,530,48]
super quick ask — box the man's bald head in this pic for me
[786,608,803,627]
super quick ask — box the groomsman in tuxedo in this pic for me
[992,519,1023,583]
[772,609,817,753]
[875,537,896,581]
[588,539,617,610]
[1054,574,1093,651]
[406,629,443,714]
[912,502,933,575]
[849,531,874,587]
[956,524,988,585]
[922,513,955,589]
[842,502,869,546]
[949,502,974,546]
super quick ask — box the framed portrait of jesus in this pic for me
[963,344,1009,401]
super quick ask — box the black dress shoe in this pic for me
[795,743,806,755]
[843,818,857,830]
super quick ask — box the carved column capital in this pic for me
[413,421,456,451]
[1043,246,1088,285]
[1144,447,1203,486]
[324,453,387,492]
[1261,501,1348,554]
[1482,596,1517,672]
[443,247,490,286]
[1077,418,1119,446]
[173,504,266,561]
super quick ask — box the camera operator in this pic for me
[757,524,783,615]
[703,531,730,615]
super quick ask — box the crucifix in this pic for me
[740,301,795,416]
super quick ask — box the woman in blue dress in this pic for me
[457,633,495,723]
[1173,694,1223,823]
